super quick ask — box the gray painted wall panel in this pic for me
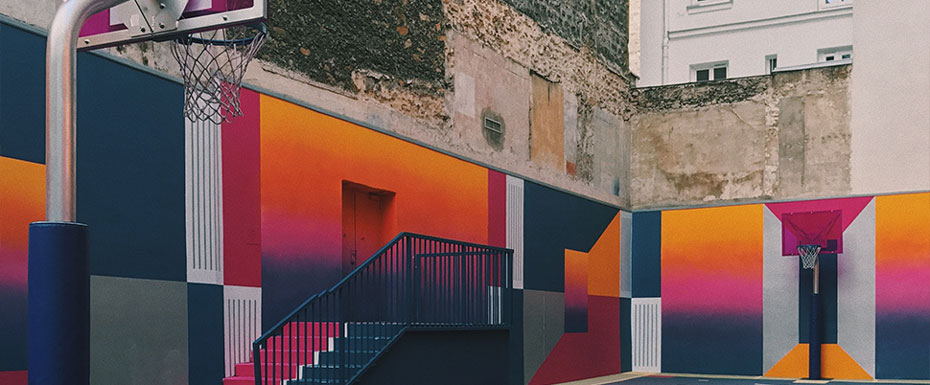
[763,205,798,373]
[838,198,876,376]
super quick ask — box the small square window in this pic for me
[766,55,778,74]
[818,46,852,63]
[696,69,710,82]
[692,61,728,82]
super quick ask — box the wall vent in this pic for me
[632,297,662,372]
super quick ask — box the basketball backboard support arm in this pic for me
[48,0,130,222]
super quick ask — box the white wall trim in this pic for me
[669,6,852,40]
[506,176,525,289]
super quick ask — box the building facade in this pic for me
[637,0,853,86]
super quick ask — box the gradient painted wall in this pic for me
[0,157,44,376]
[661,205,764,375]
[259,95,491,325]
[875,193,930,379]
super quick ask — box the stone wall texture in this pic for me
[630,65,852,209]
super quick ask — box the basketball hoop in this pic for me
[171,24,266,124]
[797,244,821,270]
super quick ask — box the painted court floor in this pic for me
[557,373,930,385]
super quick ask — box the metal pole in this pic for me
[30,2,129,385]
[46,0,128,222]
[809,257,822,380]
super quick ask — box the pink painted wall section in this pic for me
[488,170,506,248]
[223,88,262,287]
[0,371,27,385]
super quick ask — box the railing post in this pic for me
[405,237,417,325]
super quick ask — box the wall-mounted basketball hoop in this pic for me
[782,210,842,381]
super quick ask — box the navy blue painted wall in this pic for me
[631,211,661,298]
[523,181,618,292]
[876,314,930,379]
[799,254,838,344]
[663,314,762,375]
[75,51,186,282]
[355,330,509,385]
[0,23,45,164]
[188,283,225,385]
[620,297,631,372]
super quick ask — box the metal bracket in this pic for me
[112,0,188,37]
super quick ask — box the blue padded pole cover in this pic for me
[809,292,822,380]
[28,222,89,385]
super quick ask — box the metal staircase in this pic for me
[248,233,513,385]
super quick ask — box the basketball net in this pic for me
[171,25,266,124]
[797,244,821,270]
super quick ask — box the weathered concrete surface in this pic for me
[449,31,531,160]
[630,65,851,209]
[497,0,629,74]
[530,74,566,172]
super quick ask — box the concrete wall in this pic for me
[849,1,930,194]
[631,65,851,209]
[637,0,852,86]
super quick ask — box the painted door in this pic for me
[342,185,391,276]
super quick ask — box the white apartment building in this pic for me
[636,0,853,86]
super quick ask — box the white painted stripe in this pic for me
[224,285,261,376]
[506,176,524,289]
[632,297,661,372]
[186,117,224,284]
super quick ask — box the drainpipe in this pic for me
[662,0,670,84]
[30,0,128,384]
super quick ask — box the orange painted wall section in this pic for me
[765,344,872,379]
[588,213,621,298]
[260,94,490,261]
[0,157,45,288]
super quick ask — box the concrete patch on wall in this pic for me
[449,32,530,158]
[523,289,565,384]
[631,65,851,209]
[90,276,188,385]
[530,74,566,173]
[632,100,767,208]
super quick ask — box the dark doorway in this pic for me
[342,181,396,276]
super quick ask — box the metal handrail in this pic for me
[251,233,513,385]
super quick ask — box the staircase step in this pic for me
[280,322,341,338]
[315,351,375,366]
[284,379,344,385]
[223,376,257,385]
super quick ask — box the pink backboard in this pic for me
[78,0,264,51]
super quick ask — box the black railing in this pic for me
[252,233,513,385]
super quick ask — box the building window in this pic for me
[822,0,852,9]
[818,46,853,62]
[692,61,728,82]
[765,55,777,74]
